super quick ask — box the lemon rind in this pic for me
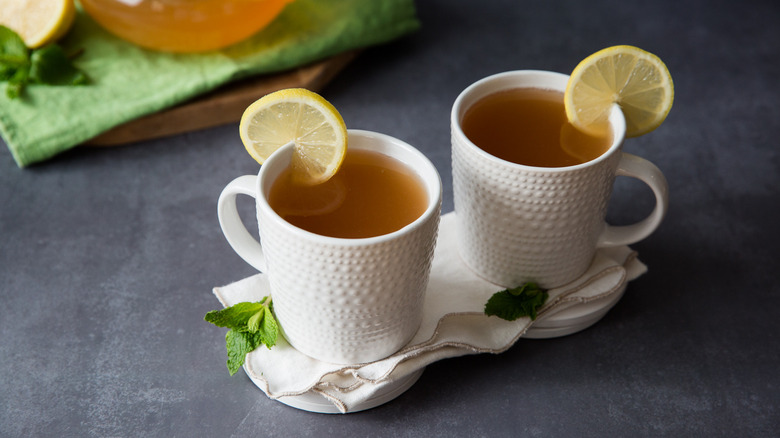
[239,89,347,185]
[565,45,674,138]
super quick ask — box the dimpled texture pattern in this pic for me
[257,205,440,364]
[452,131,621,289]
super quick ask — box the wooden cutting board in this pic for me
[86,51,357,146]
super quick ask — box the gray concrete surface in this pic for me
[2,0,778,436]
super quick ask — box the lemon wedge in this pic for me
[239,88,348,185]
[0,0,76,48]
[564,45,674,137]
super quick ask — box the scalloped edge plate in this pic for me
[246,368,424,414]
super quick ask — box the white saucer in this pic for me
[245,368,424,414]
[523,283,627,339]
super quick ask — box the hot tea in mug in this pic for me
[218,130,442,364]
[451,70,668,288]
[461,87,612,167]
[269,149,428,238]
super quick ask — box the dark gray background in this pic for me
[2,0,778,436]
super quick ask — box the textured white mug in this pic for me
[452,70,669,289]
[218,130,442,364]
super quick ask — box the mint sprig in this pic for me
[484,282,548,321]
[0,25,88,99]
[204,297,279,375]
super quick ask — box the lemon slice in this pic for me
[239,88,348,185]
[0,0,76,48]
[564,45,674,137]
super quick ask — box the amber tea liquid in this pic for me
[269,149,428,239]
[461,88,612,167]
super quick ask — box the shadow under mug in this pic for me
[218,130,442,364]
[451,70,669,289]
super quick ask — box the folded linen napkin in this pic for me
[0,0,419,167]
[212,212,648,413]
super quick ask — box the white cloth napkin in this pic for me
[212,212,647,413]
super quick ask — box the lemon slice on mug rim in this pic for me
[239,88,348,185]
[564,45,674,138]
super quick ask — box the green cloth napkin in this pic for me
[0,0,419,167]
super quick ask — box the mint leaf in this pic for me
[0,26,29,63]
[484,282,548,321]
[205,297,279,375]
[246,309,264,333]
[257,306,278,348]
[0,26,30,98]
[0,25,87,99]
[225,329,263,376]
[29,45,88,86]
[204,300,267,330]
[5,67,27,99]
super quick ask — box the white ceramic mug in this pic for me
[218,130,442,364]
[452,70,669,289]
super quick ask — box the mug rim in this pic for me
[451,69,627,172]
[254,129,442,245]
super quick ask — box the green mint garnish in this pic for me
[484,282,548,321]
[29,44,88,86]
[204,297,279,375]
[0,25,88,99]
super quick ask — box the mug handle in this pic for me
[597,152,669,247]
[217,175,267,272]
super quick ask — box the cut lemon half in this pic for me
[0,0,76,48]
[239,88,348,185]
[564,45,674,137]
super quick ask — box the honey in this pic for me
[79,0,293,53]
